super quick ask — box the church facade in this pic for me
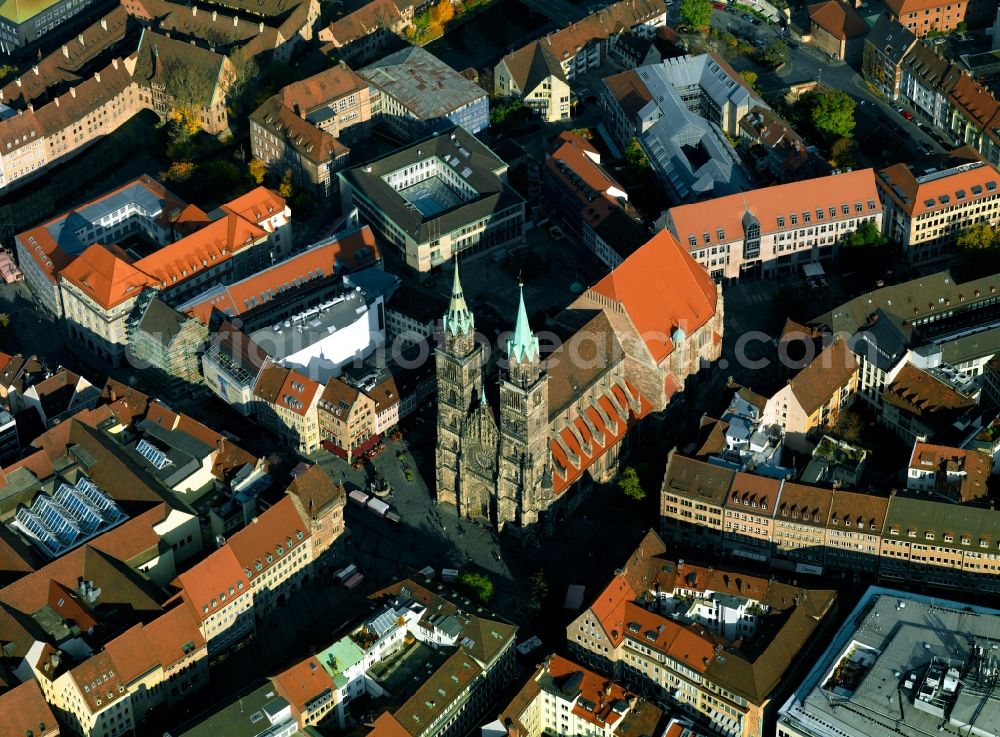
[435,230,724,533]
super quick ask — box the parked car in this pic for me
[712,2,725,8]
[901,110,913,121]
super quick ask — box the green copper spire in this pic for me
[508,282,539,363]
[442,259,474,336]
[480,385,488,406]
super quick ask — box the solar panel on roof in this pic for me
[137,438,173,470]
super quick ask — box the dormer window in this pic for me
[889,526,899,535]
[943,534,954,543]
[925,531,935,541]
[961,536,971,545]
[907,528,916,538]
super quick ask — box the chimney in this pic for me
[95,72,101,83]
[27,103,32,112]
[70,87,76,98]
[32,66,38,75]
[101,17,107,30]
[78,34,85,45]
[212,10,217,20]
[233,15,238,27]
[112,58,118,70]
[54,97,59,107]
[62,44,69,58]
[259,20,264,32]
[192,5,196,14]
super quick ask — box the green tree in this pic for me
[806,88,856,140]
[459,572,494,604]
[763,39,789,68]
[680,0,712,29]
[957,221,1000,250]
[739,70,760,93]
[625,138,650,170]
[528,569,549,612]
[0,64,16,85]
[842,220,886,248]
[829,137,856,169]
[618,466,646,501]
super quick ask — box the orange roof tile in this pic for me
[667,169,882,251]
[776,482,833,527]
[0,679,58,737]
[787,338,858,416]
[273,655,335,716]
[70,651,128,713]
[226,496,310,577]
[877,151,999,217]
[144,602,206,668]
[589,230,718,363]
[808,1,869,39]
[254,364,321,417]
[589,576,637,646]
[726,473,780,516]
[545,655,635,729]
[135,212,267,287]
[172,546,248,622]
[220,187,287,227]
[58,244,157,309]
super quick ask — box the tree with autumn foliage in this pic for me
[278,169,293,199]
[430,0,454,24]
[248,158,267,185]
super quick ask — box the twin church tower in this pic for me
[434,263,553,531]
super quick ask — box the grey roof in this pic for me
[249,287,371,360]
[41,181,169,259]
[849,309,909,371]
[884,494,1000,551]
[637,67,750,200]
[338,125,524,244]
[361,47,487,121]
[135,296,188,346]
[939,326,1000,365]
[650,54,762,114]
[132,419,215,488]
[343,266,401,304]
[866,13,916,66]
[779,587,1000,737]
[174,682,293,737]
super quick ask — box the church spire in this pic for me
[443,259,474,337]
[507,282,539,364]
[480,385,488,406]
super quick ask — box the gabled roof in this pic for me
[865,13,916,65]
[787,338,858,416]
[588,230,718,364]
[882,364,976,418]
[226,496,309,577]
[286,464,345,516]
[59,244,156,309]
[661,452,735,506]
[133,28,228,109]
[0,677,56,737]
[501,42,566,92]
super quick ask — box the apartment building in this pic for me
[663,169,883,281]
[201,322,268,416]
[317,377,376,459]
[566,531,837,737]
[0,0,99,53]
[880,152,1000,260]
[494,0,666,122]
[542,132,649,267]
[862,14,918,99]
[901,43,957,128]
[122,0,320,64]
[317,0,427,63]
[339,126,526,274]
[907,440,989,502]
[252,361,323,454]
[886,0,996,36]
[880,363,977,443]
[250,64,372,199]
[361,46,489,138]
[947,72,1000,166]
[9,367,101,427]
[761,338,859,451]
[661,452,1000,592]
[493,655,665,737]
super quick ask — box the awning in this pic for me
[802,262,825,277]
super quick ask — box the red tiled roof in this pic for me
[550,381,650,494]
[877,150,998,217]
[273,655,335,717]
[589,230,718,363]
[226,496,310,577]
[182,228,378,325]
[808,1,869,40]
[172,546,248,622]
[220,187,287,227]
[0,679,58,737]
[254,363,322,417]
[546,655,635,729]
[70,651,128,713]
[59,244,156,309]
